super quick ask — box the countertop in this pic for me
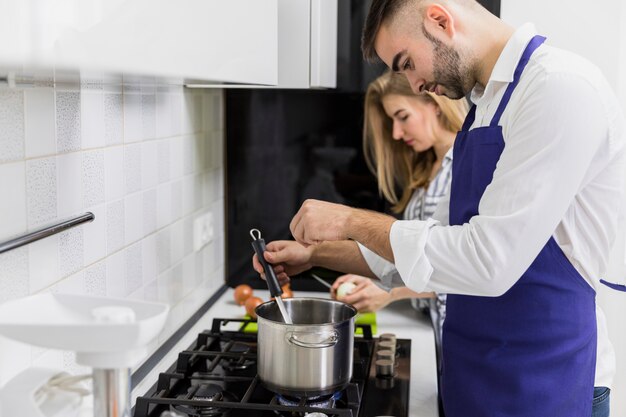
[82,286,439,416]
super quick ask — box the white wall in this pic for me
[0,74,225,384]
[501,1,626,414]
[606,1,626,412]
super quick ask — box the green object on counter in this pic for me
[241,315,258,333]
[241,312,377,335]
[355,312,377,335]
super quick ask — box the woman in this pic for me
[331,71,467,336]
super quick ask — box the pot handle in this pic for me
[287,331,338,348]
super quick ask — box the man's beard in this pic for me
[421,25,472,99]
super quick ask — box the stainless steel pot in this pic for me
[256,297,357,397]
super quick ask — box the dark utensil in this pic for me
[250,229,292,324]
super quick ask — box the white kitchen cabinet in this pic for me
[187,0,338,89]
[309,0,338,88]
[0,0,278,86]
[277,0,338,88]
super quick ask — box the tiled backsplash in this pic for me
[0,75,225,385]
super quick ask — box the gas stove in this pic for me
[134,318,411,417]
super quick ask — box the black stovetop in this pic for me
[134,318,410,417]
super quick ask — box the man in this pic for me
[253,1,624,416]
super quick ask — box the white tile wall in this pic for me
[0,162,26,238]
[80,82,105,150]
[104,146,124,201]
[82,150,105,208]
[26,157,57,228]
[82,203,106,265]
[0,79,225,387]
[57,152,83,218]
[104,92,123,146]
[0,90,25,163]
[24,87,56,158]
[0,248,29,303]
[56,91,81,153]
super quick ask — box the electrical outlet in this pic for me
[193,211,214,251]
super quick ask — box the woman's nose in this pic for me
[392,121,403,140]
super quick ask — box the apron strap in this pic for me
[490,35,547,127]
[460,105,477,132]
[600,279,626,292]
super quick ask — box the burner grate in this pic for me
[133,318,405,417]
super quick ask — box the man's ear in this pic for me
[423,4,456,39]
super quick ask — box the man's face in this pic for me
[375,24,470,99]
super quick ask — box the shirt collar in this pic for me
[489,23,538,83]
[470,23,538,101]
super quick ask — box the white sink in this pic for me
[0,293,169,368]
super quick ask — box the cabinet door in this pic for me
[0,0,278,85]
[276,0,310,88]
[276,0,337,89]
[310,0,338,88]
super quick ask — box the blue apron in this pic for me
[442,35,597,417]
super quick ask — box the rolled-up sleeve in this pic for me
[357,242,404,289]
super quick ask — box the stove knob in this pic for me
[375,376,396,390]
[379,333,397,343]
[375,359,394,377]
[304,413,328,417]
[376,349,395,363]
[378,340,396,352]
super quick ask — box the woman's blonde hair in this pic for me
[363,71,469,213]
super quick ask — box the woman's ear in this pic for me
[423,4,456,40]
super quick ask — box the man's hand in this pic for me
[252,240,314,285]
[290,199,397,262]
[290,199,354,246]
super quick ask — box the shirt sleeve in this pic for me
[356,242,404,289]
[389,72,610,296]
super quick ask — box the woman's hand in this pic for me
[331,274,393,313]
[252,240,314,286]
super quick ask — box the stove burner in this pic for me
[275,391,342,409]
[170,384,238,417]
[193,384,224,401]
[219,342,255,371]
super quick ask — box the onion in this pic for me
[245,296,264,319]
[336,282,356,300]
[234,284,253,305]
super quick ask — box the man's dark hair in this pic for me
[362,0,414,62]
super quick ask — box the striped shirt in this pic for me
[404,149,453,328]
[403,149,453,222]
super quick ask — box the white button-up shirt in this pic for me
[359,23,623,388]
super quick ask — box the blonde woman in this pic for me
[330,70,467,335]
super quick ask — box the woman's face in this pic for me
[381,94,440,152]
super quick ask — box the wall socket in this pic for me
[193,211,214,251]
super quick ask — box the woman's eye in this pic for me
[400,115,409,121]
[403,60,411,71]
